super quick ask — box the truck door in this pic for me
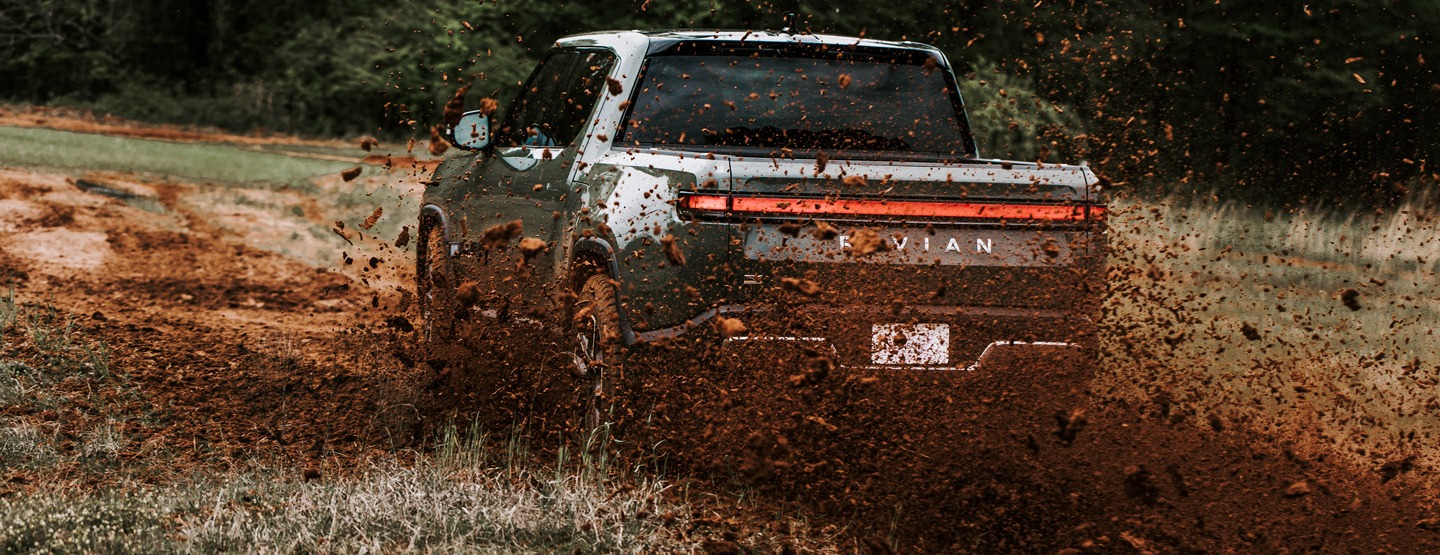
[454,47,617,319]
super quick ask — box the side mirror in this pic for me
[449,110,491,151]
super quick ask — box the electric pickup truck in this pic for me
[418,30,1107,427]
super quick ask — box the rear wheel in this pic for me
[571,273,623,434]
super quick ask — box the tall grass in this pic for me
[1098,194,1440,483]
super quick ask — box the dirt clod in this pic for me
[1054,408,1087,446]
[779,277,820,296]
[714,316,747,339]
[456,281,481,310]
[441,82,472,128]
[360,207,383,229]
[479,220,523,250]
[340,166,362,182]
[848,228,886,257]
[1207,413,1226,432]
[478,97,499,115]
[813,221,839,240]
[701,539,742,555]
[661,234,686,266]
[428,124,450,156]
[1339,288,1362,310]
[518,237,546,261]
[386,315,414,332]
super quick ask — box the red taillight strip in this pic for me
[682,194,1101,221]
[682,194,730,211]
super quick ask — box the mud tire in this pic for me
[418,224,458,347]
[572,273,623,435]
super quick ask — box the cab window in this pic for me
[498,49,616,148]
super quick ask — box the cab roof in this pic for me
[556,30,947,61]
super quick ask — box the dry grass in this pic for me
[0,439,692,554]
[1097,193,1440,486]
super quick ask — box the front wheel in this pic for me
[418,224,457,347]
[571,273,623,434]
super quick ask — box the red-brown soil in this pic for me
[2,117,1438,551]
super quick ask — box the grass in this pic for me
[0,293,838,553]
[0,295,139,474]
[1097,193,1440,479]
[0,428,692,554]
[0,293,718,554]
[0,125,354,185]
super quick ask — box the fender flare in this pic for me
[419,204,455,257]
[568,237,638,345]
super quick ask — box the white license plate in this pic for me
[871,323,950,365]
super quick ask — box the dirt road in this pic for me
[2,114,1437,551]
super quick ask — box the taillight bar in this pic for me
[680,194,1104,222]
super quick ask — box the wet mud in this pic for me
[2,118,1438,551]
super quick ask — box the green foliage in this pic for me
[958,58,1087,161]
[1,0,1436,205]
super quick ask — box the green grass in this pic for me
[0,296,144,474]
[0,126,353,184]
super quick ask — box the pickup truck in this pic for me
[418,30,1107,429]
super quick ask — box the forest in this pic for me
[2,0,1436,205]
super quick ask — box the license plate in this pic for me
[871,323,950,365]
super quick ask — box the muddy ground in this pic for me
[1,111,1437,552]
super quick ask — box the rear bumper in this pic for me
[633,303,1096,370]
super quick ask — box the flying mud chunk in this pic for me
[479,220,523,250]
[360,207,383,229]
[779,277,821,296]
[660,234,686,266]
[441,81,472,128]
[813,221,839,240]
[846,228,886,257]
[1339,288,1362,310]
[714,316,747,339]
[340,166,362,182]
[518,237,546,262]
[427,124,449,156]
[456,281,481,310]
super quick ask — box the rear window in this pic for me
[620,48,972,156]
